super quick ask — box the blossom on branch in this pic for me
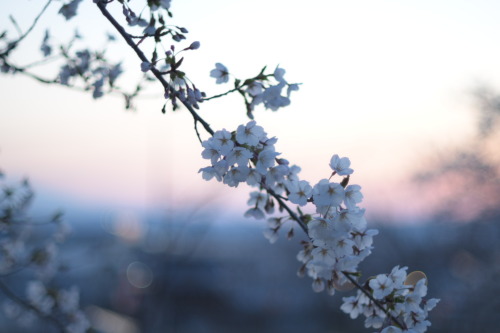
[210,63,229,84]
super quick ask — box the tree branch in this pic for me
[94,0,214,137]
[342,272,407,330]
[0,0,54,57]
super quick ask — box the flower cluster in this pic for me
[198,120,279,189]
[199,121,439,331]
[209,64,300,118]
[199,121,372,290]
[0,173,89,333]
[59,47,123,99]
[341,267,439,332]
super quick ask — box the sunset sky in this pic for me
[1,0,500,224]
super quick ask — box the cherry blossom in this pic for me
[210,63,230,84]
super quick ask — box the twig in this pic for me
[203,86,241,101]
[194,119,203,144]
[0,0,54,57]
[94,0,214,137]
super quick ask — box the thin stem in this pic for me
[0,0,53,57]
[2,59,58,84]
[94,0,214,137]
[194,119,203,144]
[204,86,241,101]
[9,15,23,36]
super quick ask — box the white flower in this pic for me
[312,278,325,293]
[201,138,221,164]
[404,290,423,313]
[287,165,301,181]
[296,248,312,264]
[340,295,363,319]
[198,160,228,182]
[244,207,265,219]
[369,274,395,300]
[424,298,440,312]
[364,310,385,329]
[311,247,336,265]
[263,228,279,244]
[409,277,428,299]
[246,168,262,186]
[265,165,289,187]
[247,191,267,209]
[353,229,378,249]
[213,129,234,155]
[306,257,333,280]
[312,179,345,208]
[267,217,282,229]
[210,63,229,84]
[141,61,152,72]
[246,81,264,96]
[226,147,252,167]
[326,280,336,296]
[256,147,279,175]
[329,154,353,176]
[331,237,355,257]
[198,166,221,181]
[261,82,290,111]
[389,265,408,288]
[223,166,250,187]
[337,207,367,231]
[286,180,312,206]
[236,121,266,146]
[274,67,286,82]
[308,217,349,249]
[344,184,363,209]
[26,281,54,315]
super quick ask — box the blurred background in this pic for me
[0,0,499,332]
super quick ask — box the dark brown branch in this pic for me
[94,0,214,137]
